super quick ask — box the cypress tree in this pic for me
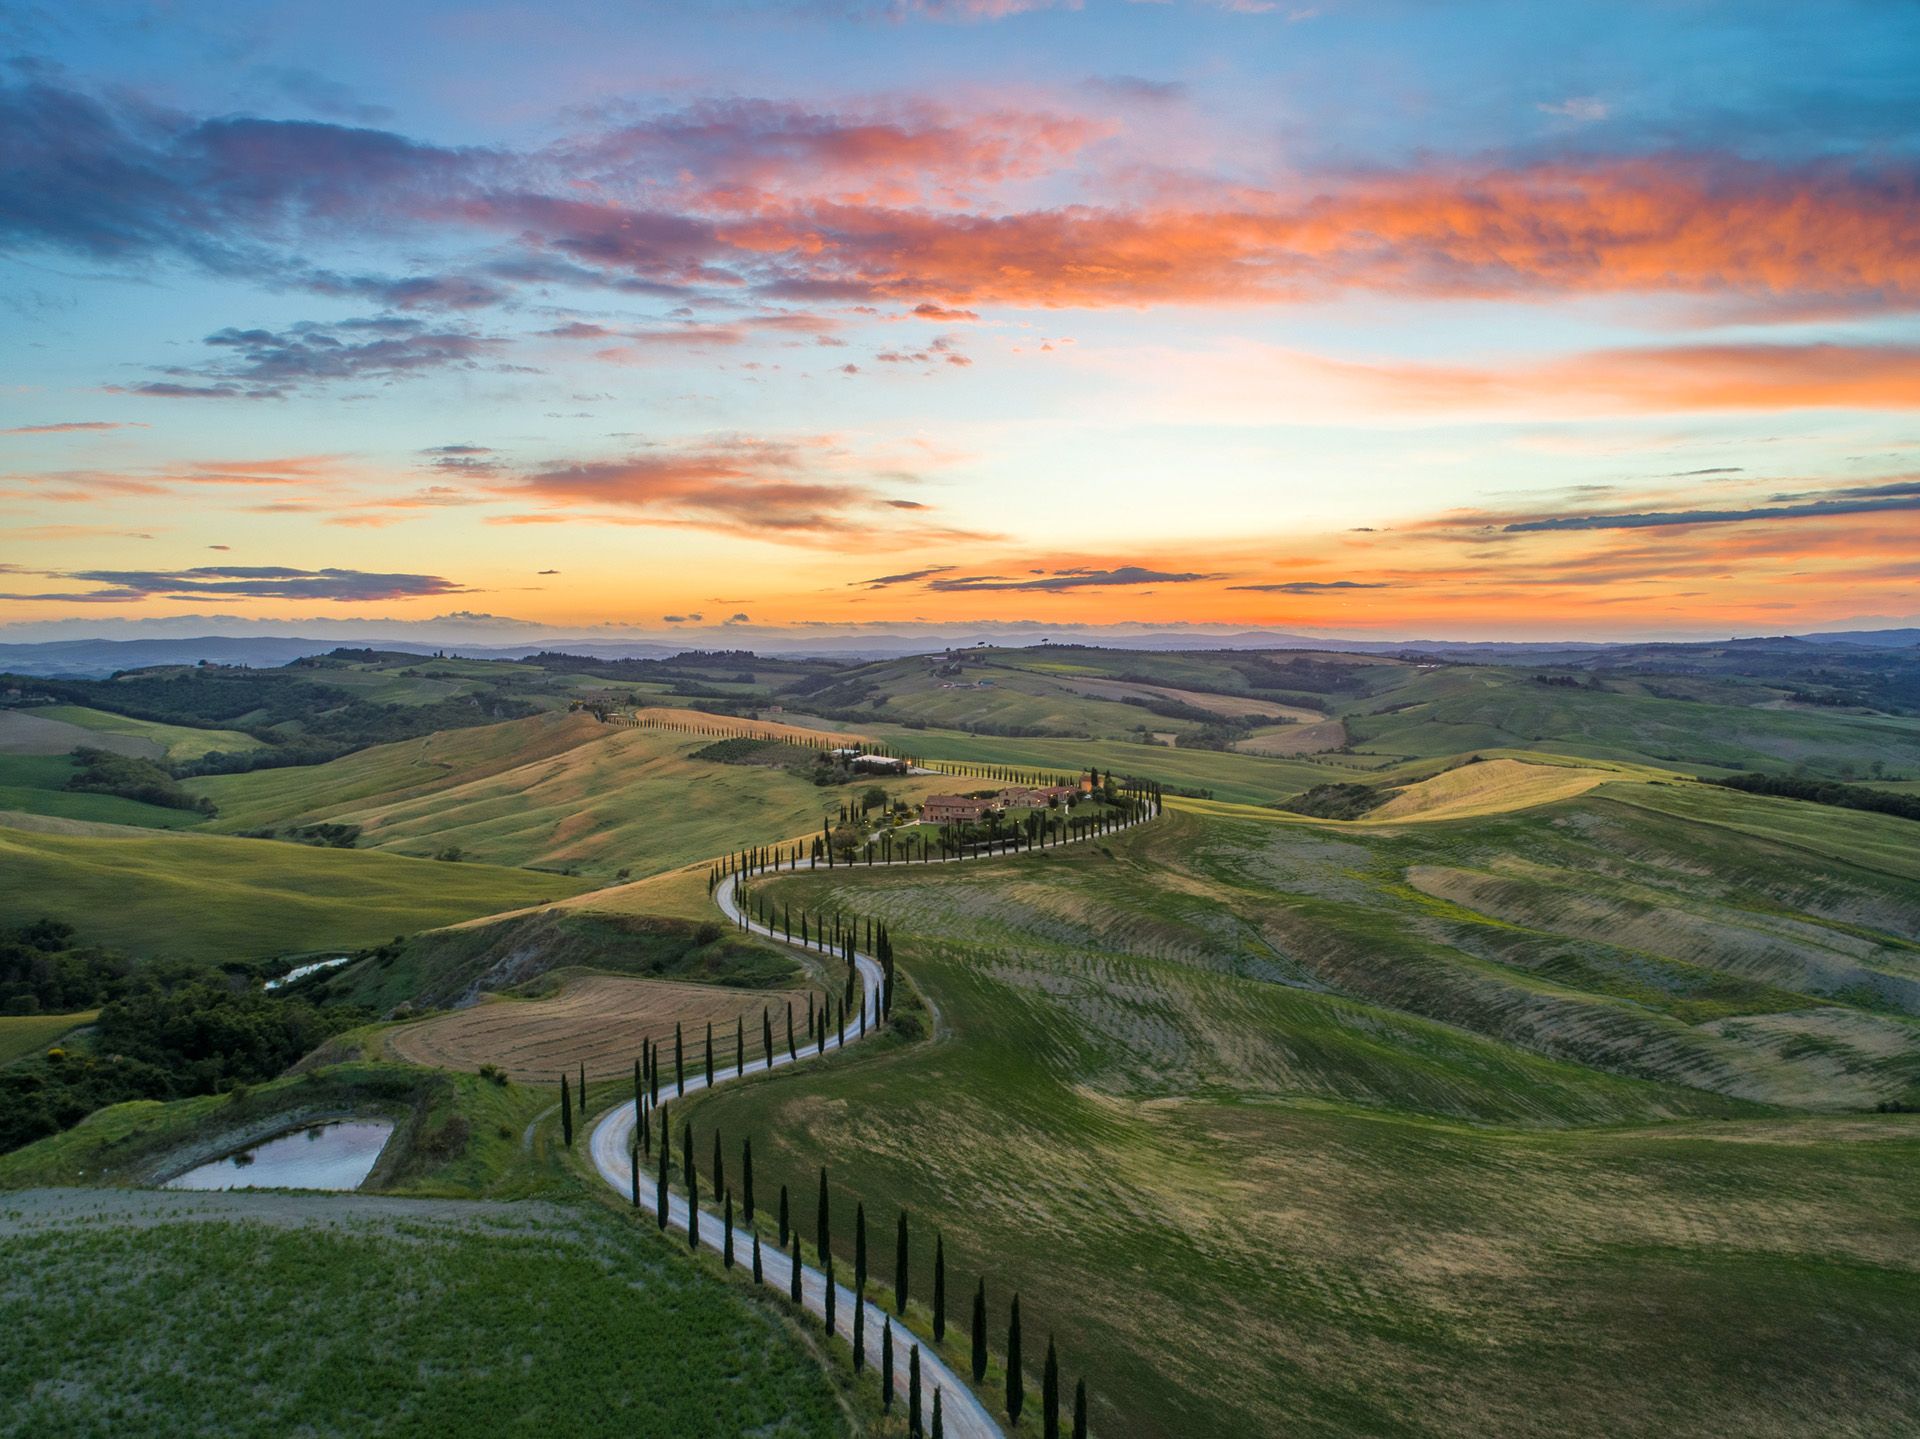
[629,1135,639,1207]
[790,1234,802,1304]
[895,1209,910,1315]
[881,1318,894,1411]
[735,1014,744,1076]
[655,1110,670,1230]
[559,1075,573,1146]
[909,1345,923,1438]
[578,1062,586,1115]
[711,1129,724,1201]
[824,1254,836,1334]
[1006,1294,1024,1423]
[763,1008,774,1065]
[779,1184,789,1247]
[724,1190,735,1269]
[683,1122,699,1249]
[971,1278,987,1383]
[705,1021,714,1086]
[932,1389,944,1439]
[848,1268,864,1367]
[1073,1379,1087,1439]
[742,1137,755,1223]
[675,1022,684,1096]
[816,1166,831,1264]
[1043,1335,1060,1439]
[786,1004,796,1061]
[752,1230,763,1284]
[933,1233,946,1341]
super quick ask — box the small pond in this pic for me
[165,1120,394,1192]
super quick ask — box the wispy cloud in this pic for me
[0,565,469,604]
[926,565,1223,592]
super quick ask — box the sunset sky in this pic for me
[2,0,1916,644]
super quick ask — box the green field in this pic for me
[34,704,267,761]
[0,1191,847,1439]
[0,1011,98,1066]
[0,817,590,961]
[667,783,1920,1438]
[0,753,208,829]
[194,712,955,880]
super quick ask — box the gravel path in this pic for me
[588,810,1153,1439]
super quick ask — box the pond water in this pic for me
[165,1120,395,1192]
[264,956,351,990]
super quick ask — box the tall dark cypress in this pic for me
[763,1008,774,1065]
[815,1166,831,1264]
[724,1190,735,1269]
[853,1265,868,1367]
[655,1108,670,1230]
[1006,1294,1024,1423]
[824,1254,836,1334]
[971,1278,987,1382]
[881,1318,894,1412]
[895,1209,910,1315]
[683,1122,699,1249]
[932,1389,944,1439]
[735,1014,744,1076]
[1043,1335,1060,1439]
[629,1135,639,1207]
[675,1022,684,1096]
[752,1230,763,1284]
[742,1137,755,1223]
[1073,1379,1087,1439]
[855,1202,868,1294]
[933,1233,946,1341]
[909,1345,923,1438]
[786,1003,796,1061]
[704,1021,714,1086]
[578,1062,586,1115]
[559,1075,573,1146]
[778,1184,790,1247]
[789,1235,802,1303]
[711,1129,724,1201]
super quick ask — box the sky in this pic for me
[2,0,1917,645]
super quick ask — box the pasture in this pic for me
[0,1011,98,1067]
[385,971,817,1082]
[0,817,589,961]
[0,1189,849,1439]
[678,800,1920,1439]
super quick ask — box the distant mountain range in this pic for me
[0,627,1913,679]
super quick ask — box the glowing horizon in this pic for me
[2,1,1916,642]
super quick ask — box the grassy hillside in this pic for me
[195,713,952,880]
[0,753,208,830]
[1343,669,1920,778]
[679,805,1920,1438]
[0,1191,849,1439]
[33,704,266,761]
[0,817,589,960]
[0,1011,98,1066]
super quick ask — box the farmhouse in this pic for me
[921,794,999,824]
[997,784,1079,808]
[851,753,910,774]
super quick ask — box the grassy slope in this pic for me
[34,703,266,761]
[0,753,207,830]
[678,809,1920,1438]
[1345,669,1920,777]
[0,818,590,960]
[0,1197,848,1439]
[0,1011,98,1066]
[195,712,953,880]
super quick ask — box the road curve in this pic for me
[588,810,1154,1439]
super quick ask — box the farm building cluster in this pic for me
[920,782,1083,824]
